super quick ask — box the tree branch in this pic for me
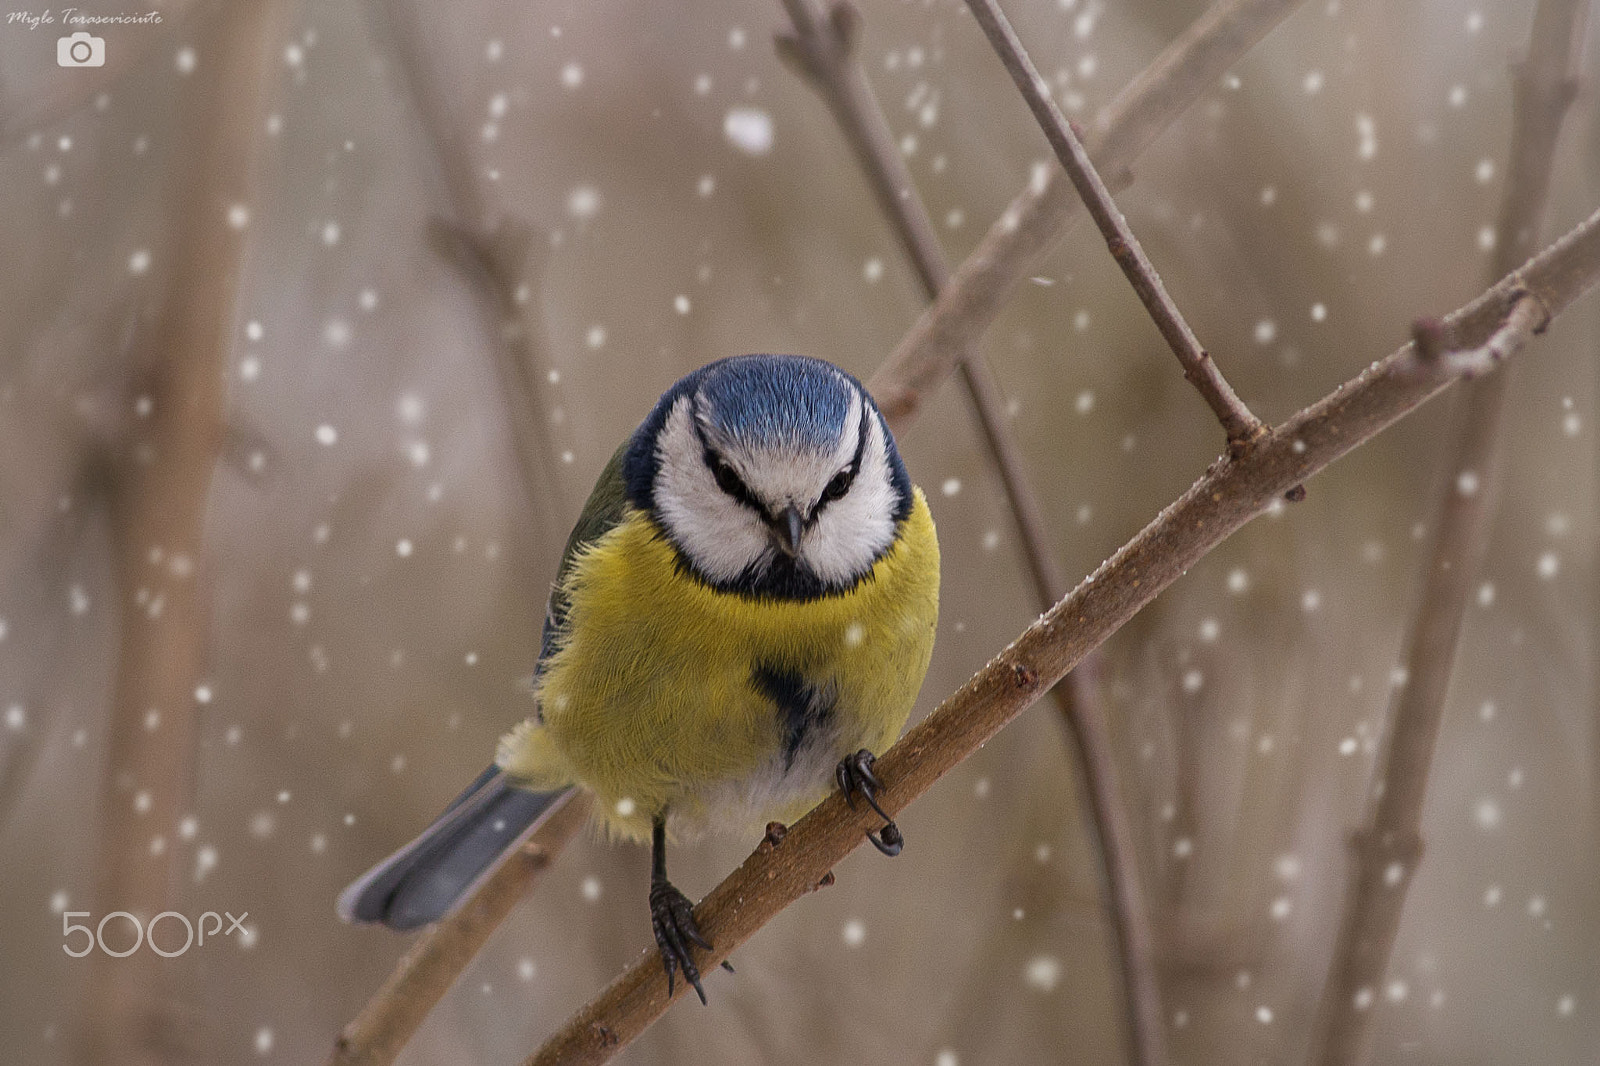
[869,0,1305,429]
[522,205,1600,1066]
[361,0,569,551]
[322,7,578,1066]
[962,0,1264,449]
[328,791,591,1066]
[777,2,1167,1061]
[1310,2,1589,1063]
[82,2,291,1062]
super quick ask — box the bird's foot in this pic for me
[836,749,904,856]
[649,879,712,1004]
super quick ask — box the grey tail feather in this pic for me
[337,767,573,931]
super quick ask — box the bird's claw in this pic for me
[867,820,904,857]
[836,748,904,856]
[650,879,711,1004]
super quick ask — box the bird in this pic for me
[338,353,940,1003]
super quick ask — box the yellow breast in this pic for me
[498,489,939,841]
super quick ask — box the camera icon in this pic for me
[57,32,107,68]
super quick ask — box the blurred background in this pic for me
[1,0,1598,1062]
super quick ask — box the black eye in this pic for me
[713,460,745,497]
[823,469,853,501]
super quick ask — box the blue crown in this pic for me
[696,354,853,453]
[623,354,910,525]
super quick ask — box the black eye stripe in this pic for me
[688,405,762,511]
[689,391,873,521]
[811,397,871,520]
[703,449,762,510]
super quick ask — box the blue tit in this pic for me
[338,354,940,1002]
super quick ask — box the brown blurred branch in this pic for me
[963,0,1264,451]
[325,7,575,1065]
[869,0,1305,428]
[0,473,98,831]
[328,791,591,1066]
[776,2,1166,1062]
[425,216,567,550]
[362,0,568,551]
[522,205,1600,1066]
[82,2,291,1063]
[1310,3,1589,1064]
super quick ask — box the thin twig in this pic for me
[326,7,573,1064]
[332,5,1306,1059]
[1310,3,1588,1063]
[962,0,1264,450]
[777,2,1167,1061]
[362,0,568,551]
[82,2,292,1062]
[424,215,566,551]
[869,0,1305,428]
[328,792,591,1066]
[522,206,1600,1066]
[777,0,1064,605]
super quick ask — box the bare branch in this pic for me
[362,0,569,551]
[869,0,1305,428]
[1310,3,1589,1063]
[424,215,567,551]
[324,7,577,1063]
[962,0,1264,449]
[521,205,1600,1066]
[778,2,1167,1061]
[81,2,291,1062]
[327,792,591,1066]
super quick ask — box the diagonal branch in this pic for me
[776,2,1167,1062]
[324,7,574,1065]
[328,791,591,1066]
[522,205,1600,1066]
[962,0,1264,450]
[870,0,1305,429]
[1309,3,1590,1063]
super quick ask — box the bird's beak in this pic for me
[771,504,805,557]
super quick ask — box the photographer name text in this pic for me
[6,8,162,29]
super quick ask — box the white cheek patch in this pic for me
[653,398,773,583]
[801,409,899,585]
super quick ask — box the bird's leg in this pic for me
[648,813,713,1004]
[836,749,904,856]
